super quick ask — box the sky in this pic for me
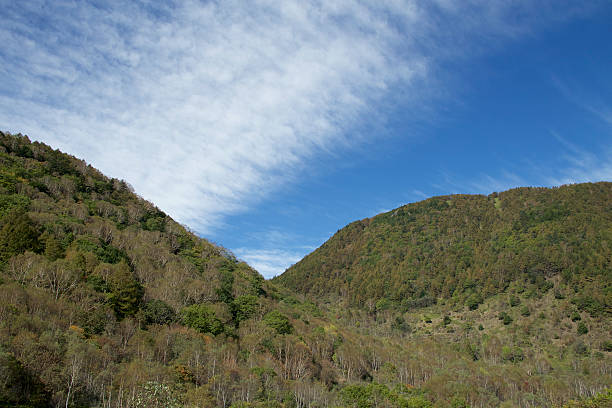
[1,1,611,278]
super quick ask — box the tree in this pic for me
[232,295,259,323]
[37,259,80,300]
[107,261,143,319]
[44,235,64,261]
[0,210,40,262]
[181,304,224,335]
[143,299,176,326]
[135,381,181,408]
[0,350,49,407]
[263,310,293,334]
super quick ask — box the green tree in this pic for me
[263,310,293,334]
[181,304,224,335]
[44,234,64,261]
[0,350,50,407]
[107,262,143,319]
[0,210,40,261]
[143,299,176,325]
[232,295,259,323]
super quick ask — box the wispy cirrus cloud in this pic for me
[234,248,306,279]
[547,135,612,186]
[430,134,612,200]
[0,0,592,236]
[232,228,318,278]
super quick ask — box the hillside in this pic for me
[275,183,611,317]
[0,131,610,408]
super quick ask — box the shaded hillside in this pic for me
[276,183,611,315]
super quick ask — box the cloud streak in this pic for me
[234,248,306,279]
[0,0,597,237]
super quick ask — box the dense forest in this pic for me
[0,131,610,408]
[276,183,611,316]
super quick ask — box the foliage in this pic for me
[182,303,224,335]
[232,295,259,323]
[0,210,40,262]
[339,383,432,408]
[0,350,49,407]
[134,381,181,408]
[391,315,411,333]
[262,310,293,334]
[107,262,144,319]
[143,299,176,325]
[275,183,612,317]
[0,132,609,408]
[562,388,612,407]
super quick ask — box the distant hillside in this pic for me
[276,183,611,315]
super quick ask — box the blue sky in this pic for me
[1,1,611,278]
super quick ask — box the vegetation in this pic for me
[276,183,611,317]
[0,132,609,408]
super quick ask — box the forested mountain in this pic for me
[0,131,610,408]
[276,183,611,316]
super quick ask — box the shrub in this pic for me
[498,311,513,325]
[520,306,531,317]
[263,310,293,334]
[466,293,483,310]
[182,304,224,335]
[574,341,589,356]
[391,316,411,333]
[502,346,524,363]
[577,322,588,335]
[143,299,176,325]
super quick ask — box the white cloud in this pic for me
[547,136,612,186]
[432,135,612,199]
[0,0,597,238]
[234,248,306,279]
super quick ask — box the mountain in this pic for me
[275,183,611,317]
[0,131,610,408]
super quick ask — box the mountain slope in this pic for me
[0,131,610,408]
[0,131,264,313]
[275,183,611,315]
